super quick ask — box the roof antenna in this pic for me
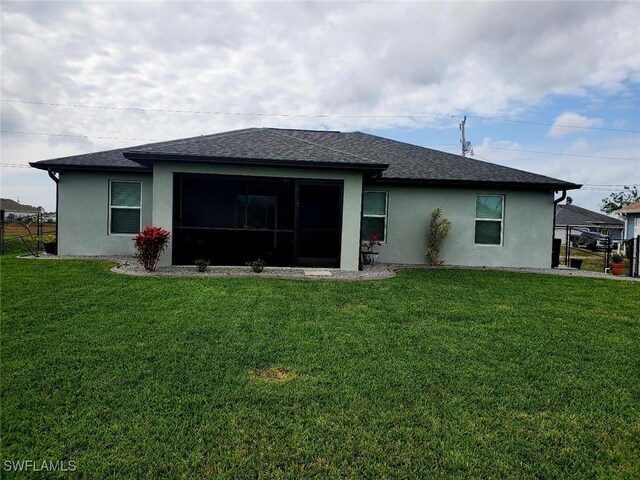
[459,116,474,157]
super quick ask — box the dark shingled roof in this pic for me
[556,204,624,227]
[31,127,580,190]
[0,198,40,213]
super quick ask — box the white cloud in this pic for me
[1,1,639,211]
[548,113,604,137]
[2,2,639,137]
[568,138,589,153]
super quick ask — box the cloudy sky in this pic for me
[2,1,639,212]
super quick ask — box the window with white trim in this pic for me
[362,191,388,242]
[109,181,141,234]
[475,194,504,245]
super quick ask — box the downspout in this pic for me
[552,190,567,267]
[358,180,365,271]
[47,169,59,254]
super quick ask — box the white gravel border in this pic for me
[110,260,396,281]
[18,254,639,281]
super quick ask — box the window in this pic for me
[237,188,276,229]
[110,181,141,234]
[475,195,504,245]
[362,191,387,242]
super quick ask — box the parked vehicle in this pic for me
[574,231,617,251]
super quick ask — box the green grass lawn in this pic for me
[560,245,631,275]
[1,234,37,256]
[1,256,639,478]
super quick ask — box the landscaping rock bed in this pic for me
[111,259,395,281]
[20,254,638,281]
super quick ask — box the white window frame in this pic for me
[109,180,142,235]
[474,194,504,246]
[362,190,389,243]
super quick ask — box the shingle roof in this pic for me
[555,204,624,227]
[0,198,40,213]
[616,200,640,214]
[31,127,579,189]
[125,128,385,168]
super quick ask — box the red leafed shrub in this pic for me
[133,225,171,271]
[362,232,381,252]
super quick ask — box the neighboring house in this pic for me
[554,204,625,245]
[616,200,640,240]
[30,128,580,270]
[0,198,40,222]
[42,212,57,222]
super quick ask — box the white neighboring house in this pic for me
[616,200,640,241]
[0,198,41,221]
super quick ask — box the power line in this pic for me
[475,145,639,161]
[0,99,446,120]
[465,114,640,133]
[0,130,161,142]
[3,98,639,133]
[583,183,638,186]
[433,143,639,162]
[3,161,637,187]
[2,129,639,163]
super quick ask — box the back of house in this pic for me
[30,127,580,270]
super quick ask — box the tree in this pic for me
[600,186,639,214]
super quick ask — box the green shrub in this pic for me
[427,207,452,266]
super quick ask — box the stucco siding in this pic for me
[152,163,363,270]
[367,186,554,268]
[57,167,554,269]
[57,171,153,256]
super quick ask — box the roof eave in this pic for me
[366,177,582,191]
[123,152,389,173]
[29,162,149,173]
[555,222,624,228]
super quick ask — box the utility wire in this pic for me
[432,143,639,162]
[475,145,638,161]
[464,114,639,133]
[1,99,446,120]
[0,130,161,142]
[3,99,639,133]
[583,183,638,186]
[2,129,639,162]
[3,162,637,187]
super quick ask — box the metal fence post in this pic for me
[565,225,570,266]
[629,235,640,277]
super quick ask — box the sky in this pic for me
[1,1,639,213]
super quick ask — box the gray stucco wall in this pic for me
[56,167,555,269]
[151,163,363,270]
[367,186,554,268]
[57,171,153,256]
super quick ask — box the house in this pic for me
[554,204,625,245]
[616,200,640,240]
[0,198,41,222]
[30,128,580,270]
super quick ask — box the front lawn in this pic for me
[1,257,639,478]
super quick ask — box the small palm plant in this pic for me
[427,208,452,266]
